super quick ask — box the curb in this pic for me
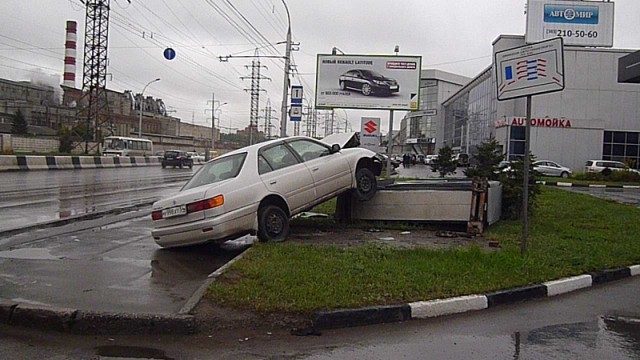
[539,180,640,189]
[311,265,640,330]
[0,300,196,335]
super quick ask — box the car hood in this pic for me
[321,132,360,149]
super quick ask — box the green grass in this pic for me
[205,188,640,314]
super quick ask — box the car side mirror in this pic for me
[330,144,341,153]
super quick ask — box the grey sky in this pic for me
[0,0,638,135]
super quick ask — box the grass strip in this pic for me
[205,187,640,314]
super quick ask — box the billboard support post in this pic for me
[386,110,393,178]
[522,95,532,257]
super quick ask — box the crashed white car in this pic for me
[151,135,382,248]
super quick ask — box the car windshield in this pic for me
[181,153,247,191]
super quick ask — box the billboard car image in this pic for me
[316,54,421,110]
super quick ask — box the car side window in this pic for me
[258,155,273,175]
[260,144,299,171]
[287,139,330,162]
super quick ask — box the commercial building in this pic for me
[442,34,640,171]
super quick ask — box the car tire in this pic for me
[340,81,346,90]
[602,168,612,176]
[561,171,569,178]
[188,163,193,169]
[161,163,166,169]
[355,167,377,201]
[361,83,372,96]
[257,205,289,243]
[179,162,183,169]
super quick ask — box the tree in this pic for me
[431,145,457,177]
[499,153,541,220]
[11,109,28,135]
[464,136,504,180]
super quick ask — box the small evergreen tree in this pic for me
[431,145,457,177]
[499,153,541,220]
[11,109,28,135]
[464,137,504,180]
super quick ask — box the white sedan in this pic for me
[151,136,383,248]
[533,160,572,178]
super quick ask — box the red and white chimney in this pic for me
[63,20,77,88]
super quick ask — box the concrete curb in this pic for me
[540,180,640,189]
[0,155,161,171]
[310,265,640,330]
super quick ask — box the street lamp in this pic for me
[138,78,160,137]
[279,0,292,139]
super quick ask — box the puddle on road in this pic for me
[0,247,61,260]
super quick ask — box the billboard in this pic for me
[315,54,422,110]
[495,37,565,101]
[525,0,614,47]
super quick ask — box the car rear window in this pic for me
[165,151,179,157]
[181,153,247,191]
[585,161,593,166]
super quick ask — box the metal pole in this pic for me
[386,110,393,178]
[211,92,215,150]
[521,95,532,257]
[138,78,160,138]
[279,0,291,139]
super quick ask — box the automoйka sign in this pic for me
[495,116,572,128]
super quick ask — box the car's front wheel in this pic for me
[355,167,377,201]
[561,171,569,178]
[257,205,290,242]
[361,83,372,96]
[340,81,346,90]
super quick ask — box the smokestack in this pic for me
[63,20,77,88]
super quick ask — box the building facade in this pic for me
[443,35,640,171]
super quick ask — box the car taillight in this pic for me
[186,195,224,214]
[151,210,162,220]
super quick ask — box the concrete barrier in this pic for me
[0,155,162,171]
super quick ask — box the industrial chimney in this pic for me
[63,20,77,88]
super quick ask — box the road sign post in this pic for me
[495,37,565,256]
[290,85,303,123]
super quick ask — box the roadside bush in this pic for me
[499,155,541,220]
[430,145,457,177]
[464,137,503,181]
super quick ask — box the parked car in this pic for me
[454,153,470,167]
[151,136,383,248]
[425,154,438,165]
[187,151,205,163]
[338,69,399,96]
[584,160,640,176]
[533,160,572,178]
[161,150,193,169]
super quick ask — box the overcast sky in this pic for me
[1,0,639,135]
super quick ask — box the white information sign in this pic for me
[315,54,421,111]
[360,117,380,146]
[495,37,565,101]
[525,0,614,47]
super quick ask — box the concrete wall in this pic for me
[0,155,161,171]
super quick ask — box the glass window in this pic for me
[258,155,272,174]
[613,132,626,143]
[511,126,525,140]
[604,131,612,142]
[628,133,639,144]
[613,144,625,156]
[182,153,247,190]
[287,139,331,162]
[260,144,299,171]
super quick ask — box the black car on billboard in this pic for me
[338,69,399,96]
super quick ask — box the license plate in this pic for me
[162,205,187,218]
[389,85,398,90]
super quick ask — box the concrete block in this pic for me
[0,155,19,171]
[544,274,592,296]
[55,156,74,170]
[25,156,48,170]
[410,295,488,319]
[630,265,640,276]
[78,156,97,169]
[72,310,197,335]
[11,304,77,332]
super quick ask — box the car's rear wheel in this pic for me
[258,205,289,242]
[355,167,377,201]
[361,83,372,96]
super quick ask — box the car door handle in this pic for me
[270,181,277,185]
[311,168,319,172]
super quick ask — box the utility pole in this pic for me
[241,53,270,146]
[263,100,276,139]
[280,2,292,139]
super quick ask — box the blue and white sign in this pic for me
[291,85,303,104]
[289,104,302,122]
[495,37,565,101]
[163,47,176,60]
[525,0,614,47]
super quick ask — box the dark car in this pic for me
[338,69,399,96]
[162,150,193,169]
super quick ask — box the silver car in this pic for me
[151,136,382,248]
[533,160,572,178]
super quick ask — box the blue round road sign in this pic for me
[163,48,176,60]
